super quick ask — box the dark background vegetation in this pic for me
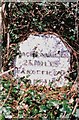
[0,2,79,120]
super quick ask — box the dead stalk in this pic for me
[0,67,15,76]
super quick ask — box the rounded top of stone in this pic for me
[19,32,72,54]
[15,32,72,88]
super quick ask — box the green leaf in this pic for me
[60,100,72,113]
[18,110,24,118]
[0,114,5,120]
[47,112,55,119]
[38,26,43,32]
[46,100,59,109]
[35,94,41,101]
[3,81,10,89]
[31,106,39,116]
[39,105,47,113]
[27,90,36,97]
[46,100,54,109]
[12,87,18,94]
[70,36,75,41]
[24,97,32,106]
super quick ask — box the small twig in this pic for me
[1,82,13,108]
[18,87,31,104]
[75,0,78,42]
[59,34,79,58]
[1,75,16,108]
[72,98,79,115]
[7,32,10,57]
[76,63,79,94]
[61,111,66,120]
[0,67,15,76]
[72,102,78,115]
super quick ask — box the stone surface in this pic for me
[15,34,70,87]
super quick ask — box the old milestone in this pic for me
[15,33,70,87]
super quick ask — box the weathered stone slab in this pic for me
[15,33,70,87]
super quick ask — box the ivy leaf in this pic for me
[0,114,5,120]
[70,36,75,41]
[46,100,59,109]
[24,97,32,106]
[31,106,39,116]
[39,105,47,113]
[38,26,43,32]
[60,100,72,113]
[18,110,24,118]
[47,112,55,119]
